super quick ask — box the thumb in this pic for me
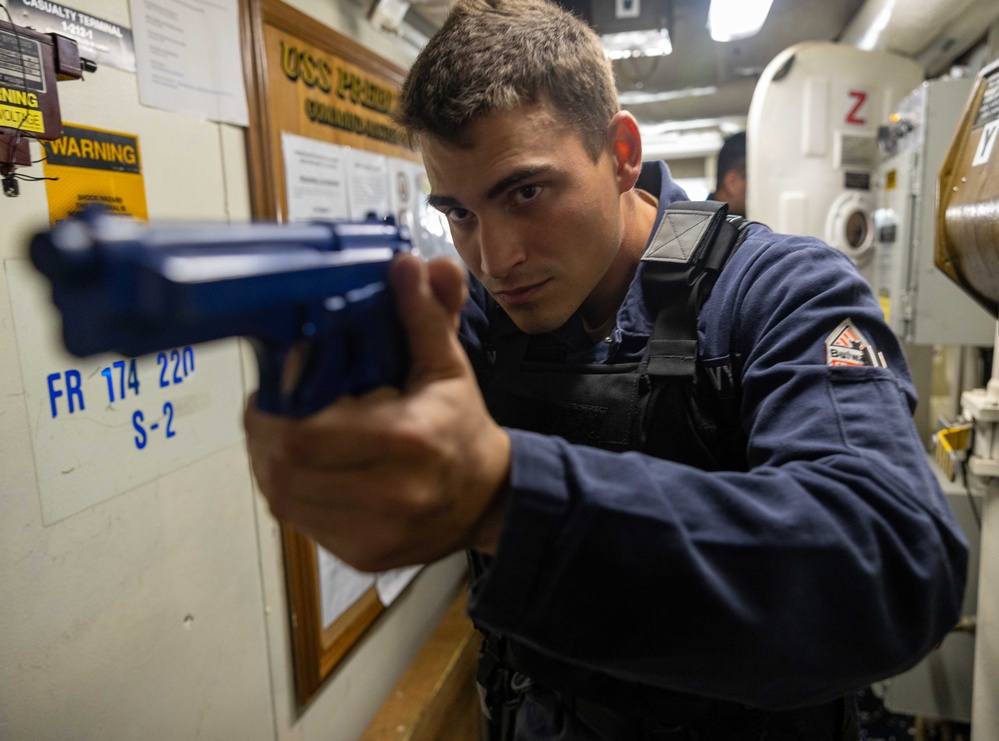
[389,254,468,386]
[427,257,468,328]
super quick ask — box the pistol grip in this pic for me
[251,289,408,417]
[252,342,291,416]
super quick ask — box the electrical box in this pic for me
[873,78,995,346]
[0,19,92,196]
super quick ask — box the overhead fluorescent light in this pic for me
[641,115,748,136]
[618,85,717,105]
[601,28,672,60]
[368,0,411,34]
[708,0,774,42]
[640,129,726,159]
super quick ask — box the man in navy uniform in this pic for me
[708,131,747,216]
[245,1,967,738]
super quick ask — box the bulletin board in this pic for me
[241,0,422,706]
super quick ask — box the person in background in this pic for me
[244,1,967,739]
[708,131,747,216]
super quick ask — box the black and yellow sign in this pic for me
[42,123,147,223]
[0,85,43,133]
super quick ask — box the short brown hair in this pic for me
[395,0,618,160]
[715,131,746,190]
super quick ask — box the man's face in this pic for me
[421,101,626,335]
[730,171,747,217]
[722,170,747,217]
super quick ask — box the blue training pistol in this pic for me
[29,207,411,416]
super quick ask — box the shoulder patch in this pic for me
[825,319,884,368]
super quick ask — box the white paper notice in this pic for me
[130,0,249,126]
[6,261,246,525]
[376,565,423,606]
[281,133,351,223]
[386,157,416,237]
[317,546,376,630]
[345,148,390,220]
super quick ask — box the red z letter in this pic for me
[846,90,867,125]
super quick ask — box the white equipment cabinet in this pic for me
[873,78,996,347]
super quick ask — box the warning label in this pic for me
[973,72,999,129]
[42,123,147,223]
[43,125,141,174]
[0,101,42,131]
[0,27,44,92]
[0,83,43,132]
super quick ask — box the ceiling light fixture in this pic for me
[707,0,774,42]
[640,115,748,136]
[618,85,717,106]
[601,28,672,60]
[368,0,411,34]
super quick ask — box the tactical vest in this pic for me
[470,202,857,741]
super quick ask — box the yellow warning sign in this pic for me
[0,81,45,134]
[41,123,147,223]
[0,103,43,132]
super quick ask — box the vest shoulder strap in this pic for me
[640,200,751,379]
[642,200,730,267]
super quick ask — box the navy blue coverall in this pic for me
[457,162,969,738]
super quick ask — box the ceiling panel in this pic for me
[404,0,865,123]
[395,0,995,156]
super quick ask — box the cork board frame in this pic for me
[241,0,418,706]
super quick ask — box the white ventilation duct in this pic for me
[839,0,999,73]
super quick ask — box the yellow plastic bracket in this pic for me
[933,424,972,482]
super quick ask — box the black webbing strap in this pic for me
[703,217,746,275]
[639,201,730,379]
[643,200,729,266]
